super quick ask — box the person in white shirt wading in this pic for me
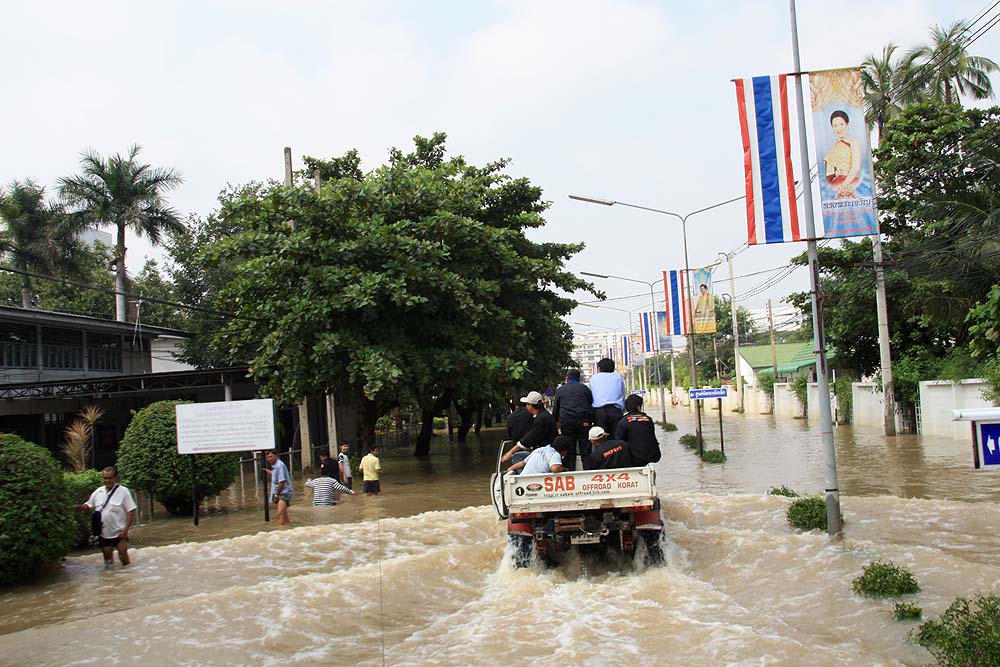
[73,466,138,569]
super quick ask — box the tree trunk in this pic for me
[115,223,128,322]
[474,405,483,434]
[357,397,381,454]
[455,400,476,443]
[414,407,436,458]
[20,265,32,309]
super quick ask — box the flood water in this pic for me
[2,406,998,666]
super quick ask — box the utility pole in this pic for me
[721,252,744,412]
[768,299,778,379]
[712,337,721,380]
[790,0,842,536]
[873,229,895,435]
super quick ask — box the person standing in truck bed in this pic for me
[552,368,593,470]
[589,358,626,436]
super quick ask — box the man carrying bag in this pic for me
[74,466,138,569]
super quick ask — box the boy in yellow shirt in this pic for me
[360,446,382,496]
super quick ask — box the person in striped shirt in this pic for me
[305,471,355,507]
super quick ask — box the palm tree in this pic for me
[59,145,183,322]
[861,43,904,142]
[0,180,82,308]
[903,20,999,105]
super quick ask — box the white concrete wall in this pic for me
[150,337,195,373]
[919,379,994,439]
[772,383,801,419]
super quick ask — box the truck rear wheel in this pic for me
[641,530,665,566]
[509,535,533,568]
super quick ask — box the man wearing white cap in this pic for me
[501,390,557,464]
[586,426,634,470]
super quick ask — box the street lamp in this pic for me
[580,271,667,425]
[570,193,744,453]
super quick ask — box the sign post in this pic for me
[176,399,278,524]
[951,408,1000,470]
[689,388,729,453]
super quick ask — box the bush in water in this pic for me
[116,400,239,516]
[914,594,1000,667]
[0,434,77,585]
[852,560,920,598]
[657,420,679,432]
[893,602,922,621]
[786,496,828,531]
[64,469,102,548]
[432,416,446,429]
[769,485,799,497]
[679,433,698,448]
[700,449,726,463]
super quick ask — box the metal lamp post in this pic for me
[570,194,743,451]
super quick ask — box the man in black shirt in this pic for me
[552,368,594,470]
[614,394,661,466]
[506,396,533,442]
[586,426,635,469]
[501,391,558,464]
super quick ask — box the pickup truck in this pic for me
[490,446,664,568]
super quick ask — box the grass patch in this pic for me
[700,449,726,463]
[893,602,922,621]
[768,485,799,497]
[678,433,698,448]
[786,497,828,531]
[657,421,678,431]
[852,560,920,598]
[914,594,1000,666]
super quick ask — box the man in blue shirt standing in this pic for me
[265,450,293,526]
[589,357,626,436]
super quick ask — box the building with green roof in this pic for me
[737,341,834,385]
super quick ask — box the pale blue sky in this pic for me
[3,1,996,331]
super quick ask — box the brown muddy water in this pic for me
[1,406,998,666]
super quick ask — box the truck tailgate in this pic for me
[504,466,656,514]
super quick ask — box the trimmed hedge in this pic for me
[893,602,922,621]
[679,434,698,449]
[769,485,799,497]
[852,560,920,598]
[0,434,76,585]
[116,400,239,515]
[700,449,726,463]
[63,469,102,548]
[786,496,828,531]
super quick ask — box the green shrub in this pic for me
[915,594,1000,667]
[700,449,726,463]
[893,602,922,621]
[769,485,799,497]
[116,400,239,516]
[852,560,920,598]
[679,433,698,448]
[757,372,776,397]
[656,421,679,432]
[834,374,853,424]
[792,374,808,415]
[786,496,828,531]
[0,434,77,585]
[63,469,103,548]
[432,416,446,429]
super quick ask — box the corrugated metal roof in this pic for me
[0,305,191,337]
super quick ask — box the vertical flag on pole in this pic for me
[734,75,801,245]
[663,270,690,335]
[639,312,657,353]
[620,335,631,367]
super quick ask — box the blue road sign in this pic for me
[976,421,1000,468]
[689,387,728,400]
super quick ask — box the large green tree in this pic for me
[195,134,594,454]
[59,145,184,322]
[0,180,85,308]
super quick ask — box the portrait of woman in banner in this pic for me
[691,268,717,334]
[823,109,863,199]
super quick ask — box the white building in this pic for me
[571,330,620,382]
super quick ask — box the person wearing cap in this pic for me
[508,435,573,475]
[500,390,557,464]
[615,393,661,466]
[552,368,594,470]
[589,357,626,436]
[586,426,635,470]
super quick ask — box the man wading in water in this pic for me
[73,466,138,568]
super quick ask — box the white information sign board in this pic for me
[176,399,275,454]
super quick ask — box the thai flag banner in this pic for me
[620,335,631,367]
[639,312,657,353]
[735,74,801,245]
[663,270,690,335]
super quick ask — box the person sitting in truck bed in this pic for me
[501,391,558,465]
[508,435,573,475]
[586,426,635,469]
[614,394,661,466]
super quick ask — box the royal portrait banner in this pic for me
[809,68,878,237]
[690,267,717,334]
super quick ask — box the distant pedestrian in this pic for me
[338,443,353,489]
[264,450,292,525]
[73,466,137,568]
[590,357,626,435]
[319,452,338,479]
[360,446,382,496]
[305,467,355,507]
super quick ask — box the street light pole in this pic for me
[719,251,744,413]
[580,272,667,425]
[570,193,743,453]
